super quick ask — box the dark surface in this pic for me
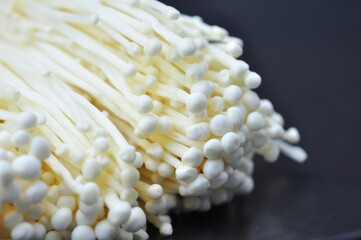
[149,1,361,239]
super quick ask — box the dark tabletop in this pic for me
[149,1,361,239]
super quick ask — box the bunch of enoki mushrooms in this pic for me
[0,0,306,239]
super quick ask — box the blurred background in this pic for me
[149,0,361,239]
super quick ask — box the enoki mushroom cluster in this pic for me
[0,0,307,239]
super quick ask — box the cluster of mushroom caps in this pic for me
[0,0,306,239]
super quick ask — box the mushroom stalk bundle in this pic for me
[0,0,307,239]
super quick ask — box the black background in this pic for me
[147,1,361,240]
